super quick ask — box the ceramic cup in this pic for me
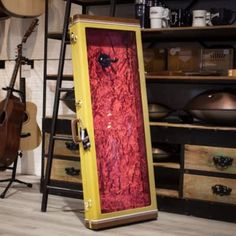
[192,10,209,27]
[150,6,170,28]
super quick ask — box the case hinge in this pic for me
[70,32,77,44]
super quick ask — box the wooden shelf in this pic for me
[156,188,179,198]
[150,121,236,131]
[142,25,236,42]
[146,75,236,82]
[47,32,70,43]
[153,162,180,169]
[68,0,133,5]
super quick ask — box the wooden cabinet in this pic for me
[183,174,236,204]
[44,132,81,183]
[44,133,79,158]
[45,158,81,183]
[142,25,236,222]
[184,145,236,205]
[185,145,236,174]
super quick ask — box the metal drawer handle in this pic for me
[212,184,232,196]
[65,167,80,176]
[213,156,233,169]
[65,141,79,151]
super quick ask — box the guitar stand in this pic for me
[0,152,32,199]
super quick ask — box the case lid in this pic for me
[70,14,140,27]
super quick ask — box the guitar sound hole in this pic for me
[0,111,6,125]
[24,112,29,122]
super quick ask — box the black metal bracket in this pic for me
[21,58,34,69]
[0,152,33,199]
[0,60,5,69]
[110,0,117,17]
[2,86,23,94]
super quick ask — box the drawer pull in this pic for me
[65,167,80,176]
[212,184,232,196]
[65,141,79,151]
[213,156,233,169]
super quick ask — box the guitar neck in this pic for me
[19,77,26,104]
[3,19,38,110]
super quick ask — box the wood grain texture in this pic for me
[185,145,236,174]
[0,174,236,235]
[0,0,45,17]
[44,133,80,158]
[183,174,236,204]
[44,158,82,183]
[20,102,41,151]
[150,121,236,131]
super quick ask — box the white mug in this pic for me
[150,6,170,28]
[192,10,210,27]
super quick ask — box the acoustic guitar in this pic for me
[0,0,45,18]
[0,19,38,167]
[19,77,41,151]
[0,7,9,20]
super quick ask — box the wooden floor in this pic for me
[0,174,235,236]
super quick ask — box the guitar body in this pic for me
[0,0,45,18]
[0,7,9,20]
[0,19,38,167]
[0,95,25,167]
[20,101,41,151]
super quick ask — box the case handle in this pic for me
[71,118,81,144]
[71,118,91,150]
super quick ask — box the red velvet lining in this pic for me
[86,28,151,213]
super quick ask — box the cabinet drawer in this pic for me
[45,133,79,158]
[185,145,236,174]
[45,158,81,183]
[183,174,236,204]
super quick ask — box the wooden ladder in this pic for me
[41,0,118,212]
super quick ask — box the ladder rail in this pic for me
[41,0,118,213]
[41,0,49,191]
[41,0,73,212]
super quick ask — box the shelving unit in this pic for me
[142,25,236,42]
[146,75,236,81]
[143,24,236,222]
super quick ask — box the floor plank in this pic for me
[0,174,235,236]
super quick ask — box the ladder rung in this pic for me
[46,75,73,81]
[47,32,70,43]
[59,88,74,92]
[47,185,83,195]
[53,135,74,141]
